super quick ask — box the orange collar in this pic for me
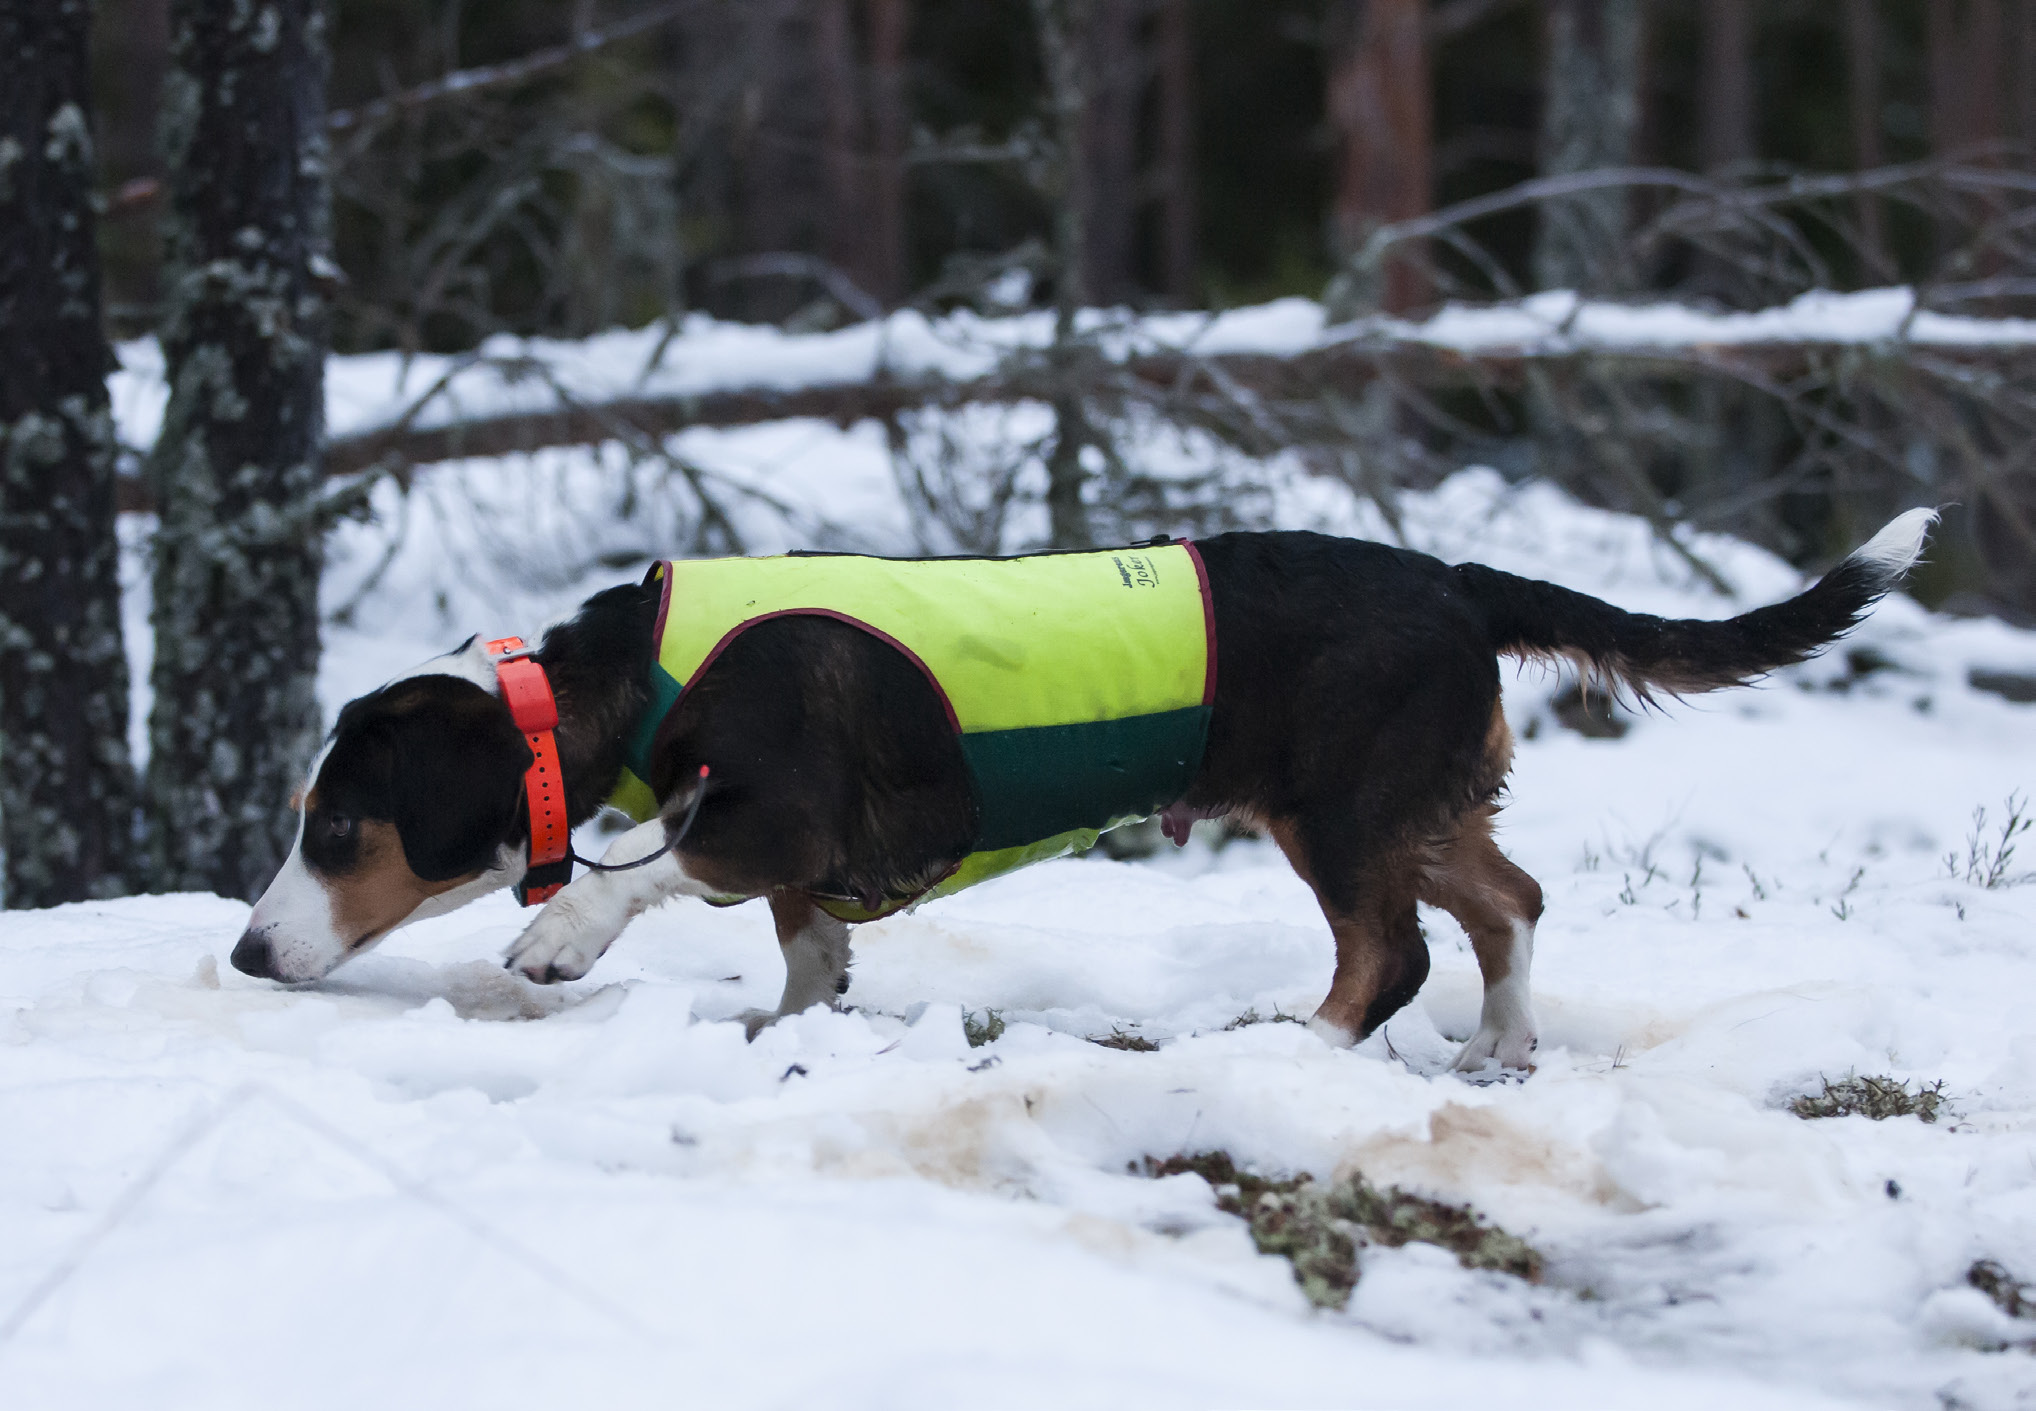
[487,637,571,905]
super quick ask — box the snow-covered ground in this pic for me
[8,416,2036,1407]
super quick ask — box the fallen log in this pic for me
[113,336,2033,512]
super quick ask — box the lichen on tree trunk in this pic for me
[1534,0,1644,294]
[146,0,331,900]
[0,0,138,908]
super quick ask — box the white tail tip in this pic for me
[1850,507,1938,579]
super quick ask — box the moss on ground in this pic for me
[963,1009,1005,1047]
[1145,1151,1544,1310]
[1790,1075,1947,1124]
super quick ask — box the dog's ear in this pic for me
[385,682,534,881]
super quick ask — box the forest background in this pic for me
[5,0,2036,910]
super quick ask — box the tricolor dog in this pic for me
[233,514,1935,1072]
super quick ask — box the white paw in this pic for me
[1307,1015,1357,1049]
[505,911,600,984]
[1450,1025,1538,1078]
[735,1008,780,1040]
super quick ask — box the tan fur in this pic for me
[323,819,480,950]
[1270,818,1426,1039]
[1418,806,1543,986]
[1310,905,1417,1037]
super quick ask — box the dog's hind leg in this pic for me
[505,817,717,983]
[1272,821,1431,1050]
[739,892,853,1039]
[1419,806,1544,1075]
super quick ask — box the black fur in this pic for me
[315,675,533,881]
[532,582,661,821]
[641,615,976,905]
[1454,552,1905,700]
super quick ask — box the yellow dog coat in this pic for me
[609,543,1216,919]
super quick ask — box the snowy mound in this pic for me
[19,447,2036,1408]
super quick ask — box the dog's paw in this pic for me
[735,1008,777,1040]
[505,913,599,984]
[1306,1015,1358,1049]
[1450,1026,1537,1079]
[735,1008,781,1041]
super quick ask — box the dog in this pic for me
[232,511,1934,1073]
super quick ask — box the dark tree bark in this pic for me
[1033,0,1097,549]
[1929,0,2011,292]
[92,0,172,325]
[1700,0,1754,173]
[1844,0,1888,273]
[865,0,909,305]
[732,10,808,319]
[146,0,331,900]
[1533,0,1644,293]
[1154,0,1196,303]
[1326,0,1432,313]
[2021,0,2036,148]
[1930,0,2007,158]
[0,0,137,907]
[815,0,909,309]
[1080,0,1140,305]
[817,0,865,291]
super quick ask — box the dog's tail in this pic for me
[1453,508,1937,701]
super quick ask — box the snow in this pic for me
[106,288,2036,454]
[11,397,2036,1406]
[1406,287,2036,353]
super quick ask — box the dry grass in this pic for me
[1969,1259,2036,1321]
[1790,1075,1947,1124]
[1221,1007,1305,1031]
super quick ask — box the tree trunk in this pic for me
[93,0,172,327]
[1929,0,2010,294]
[1930,0,2006,158]
[0,0,137,907]
[1533,0,1644,293]
[732,11,806,320]
[1033,0,1097,548]
[1700,0,1754,173]
[1154,0,1196,304]
[1844,0,1888,275]
[865,0,909,305]
[1080,0,1140,305]
[1326,0,1432,313]
[2021,0,2036,148]
[147,0,330,900]
[817,0,865,294]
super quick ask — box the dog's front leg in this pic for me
[738,892,853,1038]
[505,819,709,983]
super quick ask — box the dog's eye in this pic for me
[326,814,356,840]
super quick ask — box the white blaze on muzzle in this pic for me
[239,745,351,982]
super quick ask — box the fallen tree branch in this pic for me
[327,2,692,135]
[109,334,2032,513]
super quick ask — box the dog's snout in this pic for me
[230,928,279,979]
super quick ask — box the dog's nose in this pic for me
[230,928,279,979]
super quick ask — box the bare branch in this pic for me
[327,2,693,135]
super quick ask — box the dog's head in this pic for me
[232,638,533,983]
